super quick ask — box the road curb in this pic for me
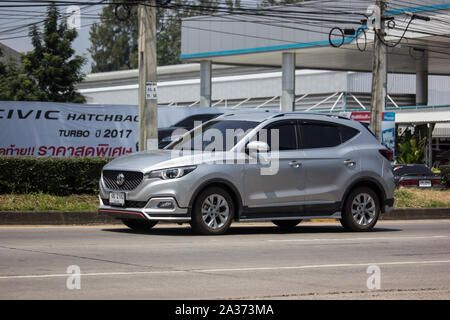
[380,208,450,220]
[0,208,449,225]
[0,211,120,225]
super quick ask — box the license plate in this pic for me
[419,180,432,188]
[109,192,125,206]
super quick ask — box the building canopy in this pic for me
[181,0,450,75]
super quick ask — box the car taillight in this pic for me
[432,179,442,187]
[399,180,418,187]
[379,149,393,161]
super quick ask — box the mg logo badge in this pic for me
[116,173,125,186]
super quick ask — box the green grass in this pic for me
[0,189,449,212]
[394,189,450,208]
[0,193,98,211]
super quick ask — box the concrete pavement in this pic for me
[0,220,449,299]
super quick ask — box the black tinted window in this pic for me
[340,125,359,143]
[393,165,434,176]
[301,123,341,149]
[361,122,376,137]
[258,122,298,150]
[174,114,221,129]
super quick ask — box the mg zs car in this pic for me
[98,112,395,235]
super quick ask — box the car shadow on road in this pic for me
[102,224,402,236]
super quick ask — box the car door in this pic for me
[242,120,305,217]
[298,120,359,215]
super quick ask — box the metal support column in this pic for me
[416,52,429,106]
[200,60,212,107]
[281,52,296,112]
[427,123,434,167]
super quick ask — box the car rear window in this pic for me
[340,125,360,143]
[392,164,434,176]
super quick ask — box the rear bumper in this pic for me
[98,196,190,222]
[383,198,395,213]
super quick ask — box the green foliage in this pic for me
[0,4,85,102]
[397,137,426,164]
[0,56,46,101]
[0,157,110,196]
[20,4,86,103]
[396,127,427,164]
[89,0,235,72]
[88,4,139,72]
[440,165,450,188]
[0,193,98,211]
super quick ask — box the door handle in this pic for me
[344,159,356,167]
[289,161,302,168]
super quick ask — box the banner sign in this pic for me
[339,111,396,154]
[0,102,229,158]
[0,102,140,157]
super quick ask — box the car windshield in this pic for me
[167,120,258,151]
[393,164,434,176]
[173,114,222,129]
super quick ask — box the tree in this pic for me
[396,127,427,164]
[89,0,234,72]
[20,4,86,103]
[0,46,46,101]
[88,4,140,72]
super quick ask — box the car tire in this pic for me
[272,220,302,229]
[190,187,234,235]
[121,219,158,231]
[340,187,380,232]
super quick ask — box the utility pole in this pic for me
[369,0,387,141]
[138,0,158,151]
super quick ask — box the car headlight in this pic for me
[145,166,197,180]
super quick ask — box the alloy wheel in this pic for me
[351,193,376,226]
[201,194,230,230]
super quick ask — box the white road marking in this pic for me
[1,260,450,280]
[267,235,449,242]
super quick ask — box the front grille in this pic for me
[102,170,143,191]
[102,199,148,208]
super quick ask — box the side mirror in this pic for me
[246,141,270,157]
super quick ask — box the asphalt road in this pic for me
[0,220,449,300]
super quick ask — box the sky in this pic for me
[0,1,103,73]
[0,1,261,74]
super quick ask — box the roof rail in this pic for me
[269,112,351,121]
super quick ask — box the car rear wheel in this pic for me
[340,187,380,232]
[272,220,302,229]
[121,219,158,231]
[190,187,234,235]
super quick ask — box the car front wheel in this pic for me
[340,187,380,232]
[190,187,234,235]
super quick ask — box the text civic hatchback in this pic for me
[98,112,395,235]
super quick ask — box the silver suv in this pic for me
[98,112,395,235]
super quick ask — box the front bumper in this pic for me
[98,196,190,222]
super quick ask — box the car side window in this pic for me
[340,125,360,143]
[257,121,298,151]
[300,122,341,149]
